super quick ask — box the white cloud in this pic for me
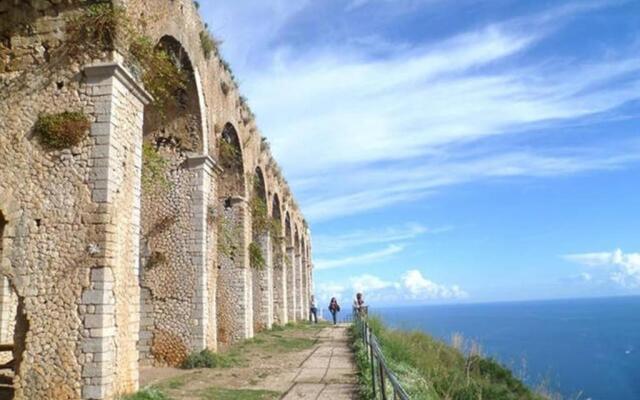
[350,274,396,293]
[563,249,640,288]
[314,244,404,270]
[315,269,467,304]
[402,270,468,299]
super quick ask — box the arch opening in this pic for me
[270,195,286,324]
[137,35,206,366]
[216,123,251,345]
[251,167,272,331]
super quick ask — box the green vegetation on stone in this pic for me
[249,241,266,269]
[141,144,170,190]
[35,111,90,149]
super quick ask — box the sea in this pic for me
[369,296,640,400]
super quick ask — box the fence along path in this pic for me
[355,310,411,400]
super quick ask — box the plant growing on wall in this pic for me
[141,143,170,190]
[199,29,219,60]
[67,4,188,114]
[249,242,266,270]
[66,3,129,56]
[129,36,187,112]
[34,111,90,149]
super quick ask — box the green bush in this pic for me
[182,349,239,369]
[35,111,90,149]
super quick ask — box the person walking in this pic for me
[328,297,341,324]
[309,295,318,323]
[353,292,366,317]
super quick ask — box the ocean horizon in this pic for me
[357,296,640,400]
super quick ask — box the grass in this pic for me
[182,321,320,370]
[352,318,549,400]
[120,387,170,400]
[198,387,280,400]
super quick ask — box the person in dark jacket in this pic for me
[328,297,341,324]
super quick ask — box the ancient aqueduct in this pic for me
[0,1,314,399]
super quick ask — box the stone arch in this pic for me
[0,210,27,399]
[137,34,209,366]
[251,166,273,331]
[271,194,287,325]
[216,122,251,345]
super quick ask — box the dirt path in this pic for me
[139,324,359,400]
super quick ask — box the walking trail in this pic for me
[139,323,359,399]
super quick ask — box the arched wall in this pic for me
[0,1,312,398]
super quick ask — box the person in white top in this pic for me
[309,295,318,323]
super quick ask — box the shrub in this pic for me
[182,349,238,369]
[66,4,130,56]
[35,111,90,149]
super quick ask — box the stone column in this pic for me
[272,238,287,325]
[295,251,304,320]
[81,62,151,399]
[185,155,217,351]
[252,233,273,331]
[286,246,297,322]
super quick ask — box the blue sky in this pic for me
[200,0,640,306]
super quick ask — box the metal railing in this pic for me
[355,310,411,400]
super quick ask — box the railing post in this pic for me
[379,358,387,400]
[369,327,377,399]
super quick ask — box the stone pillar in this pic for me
[217,197,252,344]
[272,239,287,325]
[295,251,304,320]
[252,233,273,332]
[81,62,150,399]
[185,155,216,351]
[286,246,297,322]
[301,253,308,320]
